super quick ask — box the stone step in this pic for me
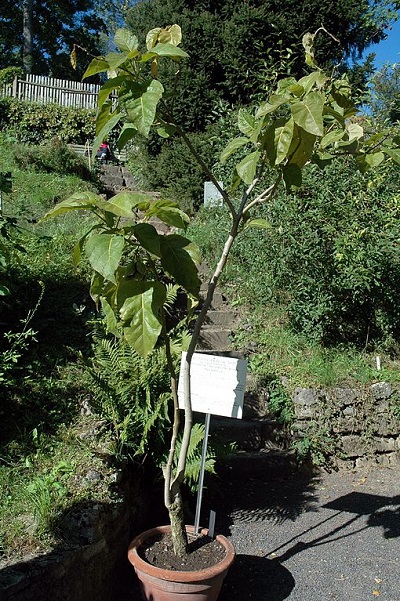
[100,175,125,187]
[121,168,138,190]
[100,165,123,176]
[197,328,233,351]
[203,310,237,327]
[199,291,228,310]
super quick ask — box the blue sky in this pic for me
[367,18,400,69]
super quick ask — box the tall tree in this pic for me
[125,0,399,130]
[0,0,109,79]
[22,0,33,73]
[370,63,400,123]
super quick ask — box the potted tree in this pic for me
[43,24,399,601]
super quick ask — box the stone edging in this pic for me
[293,382,400,468]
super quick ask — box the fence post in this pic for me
[85,140,92,170]
[12,76,18,98]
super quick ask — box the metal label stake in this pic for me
[194,412,211,534]
[208,510,216,538]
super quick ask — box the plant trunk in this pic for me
[168,489,188,557]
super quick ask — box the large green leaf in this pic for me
[288,125,316,167]
[90,271,105,304]
[166,24,182,46]
[93,112,122,161]
[118,123,137,149]
[146,43,188,59]
[119,281,166,357]
[105,51,129,71]
[133,223,161,257]
[263,119,284,166]
[98,76,125,110]
[275,118,295,164]
[302,33,316,68]
[220,137,249,163]
[311,152,334,169]
[182,241,202,266]
[347,123,364,142]
[256,96,287,118]
[320,129,345,149]
[83,57,109,79]
[156,123,177,139]
[236,151,261,185]
[96,100,113,136]
[238,109,256,138]
[41,191,102,220]
[102,191,151,218]
[355,152,385,174]
[323,106,345,127]
[146,28,162,50]
[298,71,327,94]
[244,218,271,231]
[291,92,324,137]
[73,228,98,267]
[160,235,201,295]
[364,152,385,168]
[100,296,119,336]
[85,233,124,284]
[114,28,139,53]
[384,148,400,164]
[146,200,190,229]
[124,79,164,137]
[277,77,297,94]
[283,164,302,191]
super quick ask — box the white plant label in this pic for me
[204,181,224,207]
[178,352,247,418]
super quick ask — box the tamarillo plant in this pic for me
[42,25,400,557]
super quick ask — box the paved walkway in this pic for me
[212,466,399,601]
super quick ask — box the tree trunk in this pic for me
[23,0,33,73]
[168,490,188,557]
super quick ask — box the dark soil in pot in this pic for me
[139,531,227,571]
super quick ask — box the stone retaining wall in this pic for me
[293,382,400,468]
[0,468,146,601]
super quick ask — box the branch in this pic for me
[160,109,237,218]
[161,316,181,508]
[171,212,242,489]
[178,125,237,217]
[243,175,282,215]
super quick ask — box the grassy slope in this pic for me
[0,141,121,560]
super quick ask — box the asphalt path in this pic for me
[213,466,400,601]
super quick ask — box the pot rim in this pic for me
[127,525,235,582]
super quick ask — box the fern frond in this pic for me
[163,284,179,315]
[86,335,172,461]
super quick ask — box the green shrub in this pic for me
[191,158,400,351]
[0,67,24,87]
[264,160,400,349]
[144,133,208,214]
[13,138,93,180]
[0,98,96,145]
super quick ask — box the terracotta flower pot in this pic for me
[127,525,235,601]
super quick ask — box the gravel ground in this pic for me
[123,465,399,601]
[213,466,400,601]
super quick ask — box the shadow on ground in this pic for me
[219,555,295,601]
[204,471,320,534]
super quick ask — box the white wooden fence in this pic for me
[0,74,102,110]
